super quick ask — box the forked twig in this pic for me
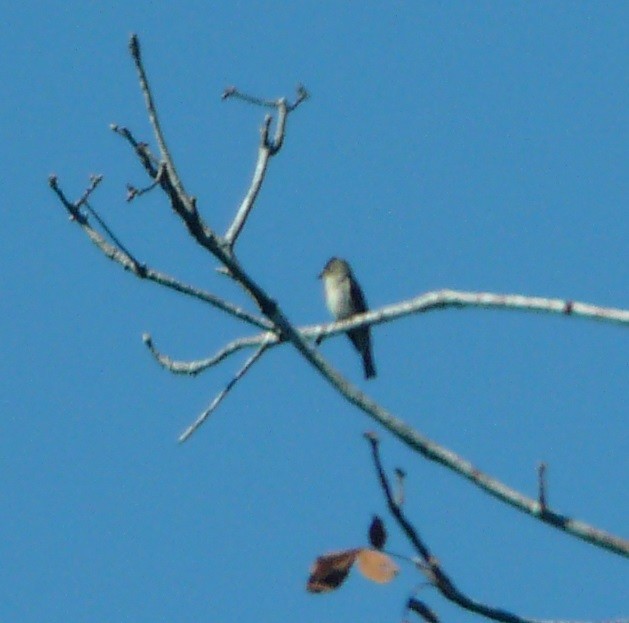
[223,84,308,248]
[110,124,160,177]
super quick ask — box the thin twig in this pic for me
[126,38,222,250]
[221,84,308,112]
[49,173,102,223]
[126,162,166,201]
[110,124,160,176]
[221,86,277,108]
[74,174,105,209]
[538,463,548,511]
[178,340,271,443]
[82,200,143,267]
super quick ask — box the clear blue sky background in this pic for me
[1,3,627,622]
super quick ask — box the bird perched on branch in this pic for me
[319,257,376,379]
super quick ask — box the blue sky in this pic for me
[1,3,627,622]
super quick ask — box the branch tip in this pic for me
[538,462,548,510]
[363,431,379,445]
[129,33,140,59]
[291,84,309,109]
[221,86,236,100]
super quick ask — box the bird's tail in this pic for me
[363,348,376,379]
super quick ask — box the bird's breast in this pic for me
[324,278,353,319]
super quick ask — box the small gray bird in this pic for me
[319,257,376,379]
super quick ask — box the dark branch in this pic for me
[110,124,160,177]
[538,463,548,511]
[365,434,598,623]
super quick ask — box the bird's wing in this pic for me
[349,276,368,314]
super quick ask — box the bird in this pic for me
[319,257,376,379]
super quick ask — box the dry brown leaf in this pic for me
[356,548,399,584]
[306,549,360,593]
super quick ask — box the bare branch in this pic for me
[313,290,629,338]
[178,340,271,443]
[133,275,629,555]
[223,85,308,248]
[357,390,629,557]
[366,434,607,623]
[143,332,272,375]
[224,119,272,247]
[49,177,272,331]
[52,38,627,563]
[136,289,628,354]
